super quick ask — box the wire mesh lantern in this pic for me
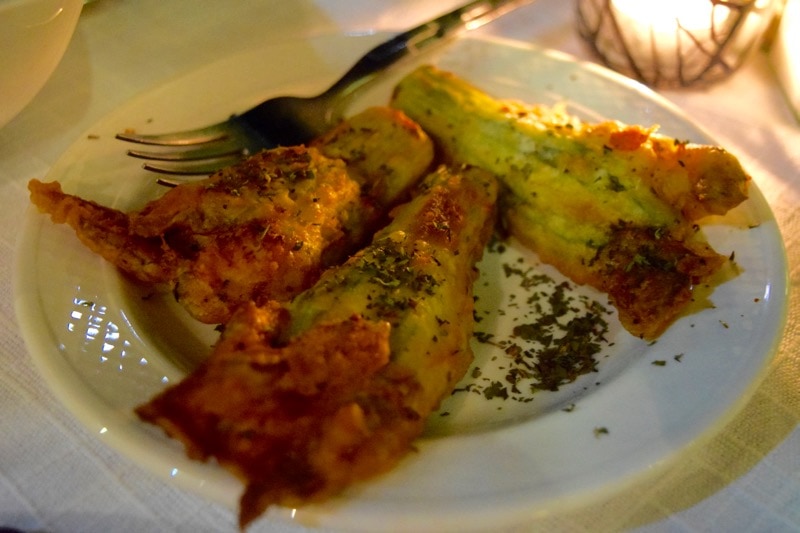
[576,0,781,88]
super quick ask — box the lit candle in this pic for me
[610,0,730,84]
[577,0,779,87]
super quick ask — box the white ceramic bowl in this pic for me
[0,0,83,128]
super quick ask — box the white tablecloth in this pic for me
[1,1,797,532]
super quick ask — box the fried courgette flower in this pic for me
[135,165,498,528]
[29,107,434,324]
[392,66,750,339]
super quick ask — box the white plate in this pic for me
[14,34,789,532]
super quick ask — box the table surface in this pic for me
[1,1,798,532]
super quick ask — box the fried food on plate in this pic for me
[28,107,434,324]
[391,65,750,339]
[135,165,498,527]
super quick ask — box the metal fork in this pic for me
[116,0,533,178]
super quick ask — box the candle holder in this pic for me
[576,0,781,88]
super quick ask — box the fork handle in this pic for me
[321,0,534,102]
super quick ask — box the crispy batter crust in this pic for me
[136,166,498,527]
[28,108,433,324]
[27,179,180,283]
[589,222,726,339]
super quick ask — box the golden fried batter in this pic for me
[391,66,750,338]
[29,107,434,324]
[26,179,180,284]
[136,165,498,527]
